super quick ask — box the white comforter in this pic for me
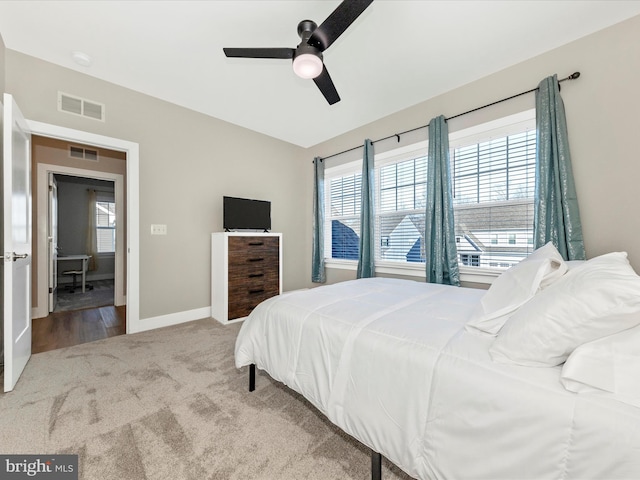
[235,277,640,480]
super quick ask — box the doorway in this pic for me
[32,136,126,314]
[32,136,127,351]
[53,174,116,313]
[27,119,140,338]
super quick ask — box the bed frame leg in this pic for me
[371,451,382,480]
[249,364,256,392]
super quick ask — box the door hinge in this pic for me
[49,287,53,293]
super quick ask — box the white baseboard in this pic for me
[128,306,212,334]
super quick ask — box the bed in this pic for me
[235,246,640,479]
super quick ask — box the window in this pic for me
[323,109,537,277]
[377,155,427,264]
[96,201,116,253]
[460,253,481,266]
[325,170,361,260]
[324,149,427,266]
[451,110,537,270]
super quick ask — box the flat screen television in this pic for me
[223,196,271,231]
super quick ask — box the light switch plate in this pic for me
[151,224,167,235]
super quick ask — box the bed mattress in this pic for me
[235,277,640,479]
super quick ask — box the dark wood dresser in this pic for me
[211,233,282,323]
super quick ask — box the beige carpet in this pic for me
[0,318,414,479]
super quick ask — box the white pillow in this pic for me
[566,260,586,270]
[561,325,640,408]
[490,252,640,367]
[465,242,567,335]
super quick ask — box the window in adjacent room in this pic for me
[96,201,116,253]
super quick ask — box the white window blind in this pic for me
[96,201,116,253]
[376,155,427,264]
[325,166,362,260]
[451,110,536,269]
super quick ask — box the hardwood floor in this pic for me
[32,305,126,354]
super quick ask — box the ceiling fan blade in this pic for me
[308,0,373,51]
[223,47,295,59]
[313,65,341,105]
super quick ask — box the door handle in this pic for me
[1,252,29,261]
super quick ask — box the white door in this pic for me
[2,93,32,392]
[48,173,58,312]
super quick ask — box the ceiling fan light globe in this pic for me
[293,54,323,79]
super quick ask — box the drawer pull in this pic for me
[248,241,264,246]
[248,273,264,278]
[248,288,265,294]
[248,257,264,262]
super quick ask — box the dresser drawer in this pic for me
[229,278,276,294]
[228,236,279,265]
[228,288,279,320]
[228,263,278,289]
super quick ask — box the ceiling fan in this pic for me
[223,0,374,105]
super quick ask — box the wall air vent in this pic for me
[58,92,105,122]
[69,145,99,161]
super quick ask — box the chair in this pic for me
[62,270,94,293]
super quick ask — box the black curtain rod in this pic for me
[317,72,581,162]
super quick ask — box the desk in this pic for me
[57,255,91,293]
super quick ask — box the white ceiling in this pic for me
[1,1,640,148]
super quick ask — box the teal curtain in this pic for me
[425,115,460,286]
[357,139,375,278]
[312,157,326,283]
[534,75,585,260]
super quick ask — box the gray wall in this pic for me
[309,14,640,279]
[55,175,116,281]
[6,51,313,320]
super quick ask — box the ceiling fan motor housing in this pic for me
[294,43,323,63]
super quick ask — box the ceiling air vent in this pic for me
[58,92,105,122]
[69,145,99,161]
